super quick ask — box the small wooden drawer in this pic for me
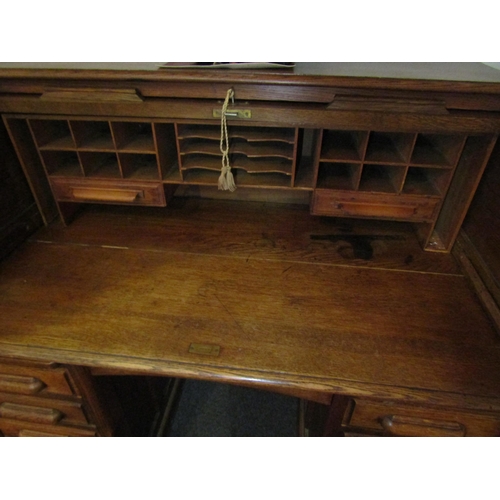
[343,398,500,437]
[311,190,439,222]
[0,393,89,425]
[50,178,166,207]
[18,428,96,437]
[0,360,79,398]
[0,418,96,437]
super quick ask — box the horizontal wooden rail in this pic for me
[40,88,143,103]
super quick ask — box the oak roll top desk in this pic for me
[1,62,500,436]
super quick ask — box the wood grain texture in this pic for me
[2,65,500,435]
[1,63,500,92]
[0,118,44,256]
[460,140,500,307]
[0,391,88,425]
[31,199,462,275]
[342,397,500,437]
[3,101,500,134]
[1,201,499,411]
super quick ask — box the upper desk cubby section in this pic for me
[315,129,467,197]
[175,124,307,188]
[27,119,177,181]
[313,128,497,252]
[4,112,497,253]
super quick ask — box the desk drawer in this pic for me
[311,190,439,222]
[343,398,500,437]
[0,418,96,437]
[0,393,89,425]
[50,178,166,207]
[0,360,79,398]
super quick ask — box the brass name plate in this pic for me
[188,343,221,356]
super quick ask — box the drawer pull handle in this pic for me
[40,88,143,103]
[381,415,465,437]
[335,201,417,218]
[71,187,143,203]
[0,373,45,395]
[0,402,63,424]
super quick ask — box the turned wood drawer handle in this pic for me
[0,373,45,395]
[381,415,466,437]
[0,402,63,424]
[71,187,144,203]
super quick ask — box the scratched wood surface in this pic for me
[33,198,462,275]
[1,200,500,409]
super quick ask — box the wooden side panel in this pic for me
[2,117,57,226]
[0,118,43,260]
[460,140,500,308]
[430,135,497,251]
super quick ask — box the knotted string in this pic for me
[218,88,237,191]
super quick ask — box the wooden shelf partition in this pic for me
[410,133,466,167]
[312,128,492,251]
[316,129,457,197]
[29,119,75,150]
[364,132,415,164]
[4,115,495,252]
[71,120,115,151]
[111,122,156,153]
[320,130,368,162]
[358,164,406,194]
[40,150,83,177]
[23,118,179,184]
[177,124,296,144]
[2,118,179,223]
[79,152,121,179]
[402,167,450,197]
[176,124,300,188]
[316,162,361,191]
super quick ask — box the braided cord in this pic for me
[218,88,236,191]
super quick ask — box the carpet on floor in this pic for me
[166,379,300,437]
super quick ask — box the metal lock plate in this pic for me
[212,108,252,119]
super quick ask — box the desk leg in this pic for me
[303,395,350,437]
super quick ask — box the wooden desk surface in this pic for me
[1,199,499,410]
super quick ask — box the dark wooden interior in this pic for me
[1,63,500,437]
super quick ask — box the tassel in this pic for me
[218,166,229,190]
[225,169,236,192]
[219,88,237,191]
[218,165,237,192]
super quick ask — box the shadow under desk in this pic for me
[1,198,500,436]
